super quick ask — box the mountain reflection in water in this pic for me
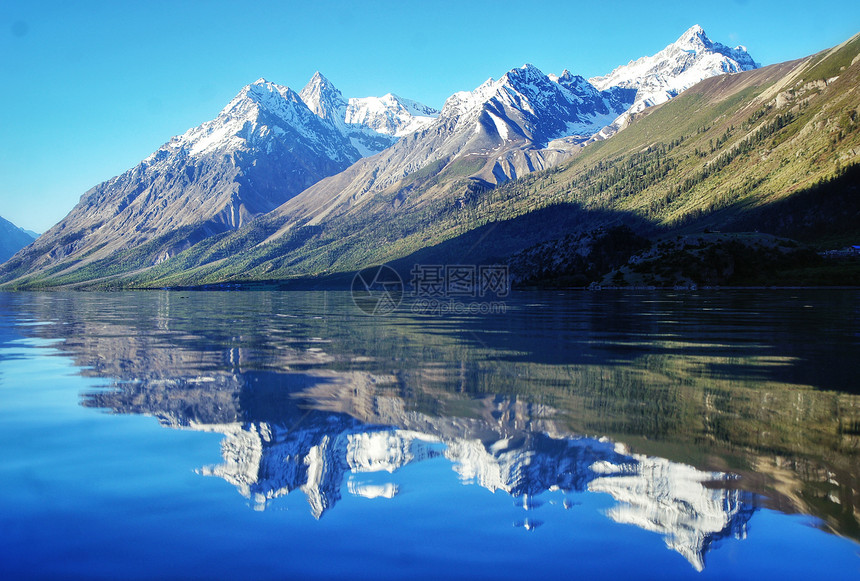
[92,371,756,570]
[4,289,859,574]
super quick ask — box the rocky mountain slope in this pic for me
[275,26,755,227]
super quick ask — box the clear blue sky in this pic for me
[1,0,858,233]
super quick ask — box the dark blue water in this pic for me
[1,290,858,580]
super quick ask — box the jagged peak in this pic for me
[173,78,314,158]
[672,24,714,52]
[497,63,555,96]
[670,25,757,68]
[218,78,300,116]
[302,71,340,94]
[308,70,329,83]
[299,71,346,121]
[243,79,300,106]
[679,24,707,41]
[555,69,590,85]
[590,25,757,90]
[504,62,547,81]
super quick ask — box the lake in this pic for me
[1,290,858,580]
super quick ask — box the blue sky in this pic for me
[1,0,858,233]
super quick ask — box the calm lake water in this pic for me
[1,290,858,580]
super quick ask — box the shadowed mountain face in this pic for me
[3,289,858,571]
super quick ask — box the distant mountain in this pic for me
[0,215,37,264]
[0,76,437,286]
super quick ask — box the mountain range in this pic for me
[3,26,858,289]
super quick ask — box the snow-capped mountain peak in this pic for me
[503,62,547,84]
[553,70,604,100]
[241,79,306,116]
[384,93,439,118]
[149,72,441,163]
[441,77,499,118]
[440,63,558,120]
[672,24,758,69]
[344,92,439,138]
[675,24,709,50]
[587,25,759,139]
[158,78,351,161]
[589,25,758,98]
[297,73,439,154]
